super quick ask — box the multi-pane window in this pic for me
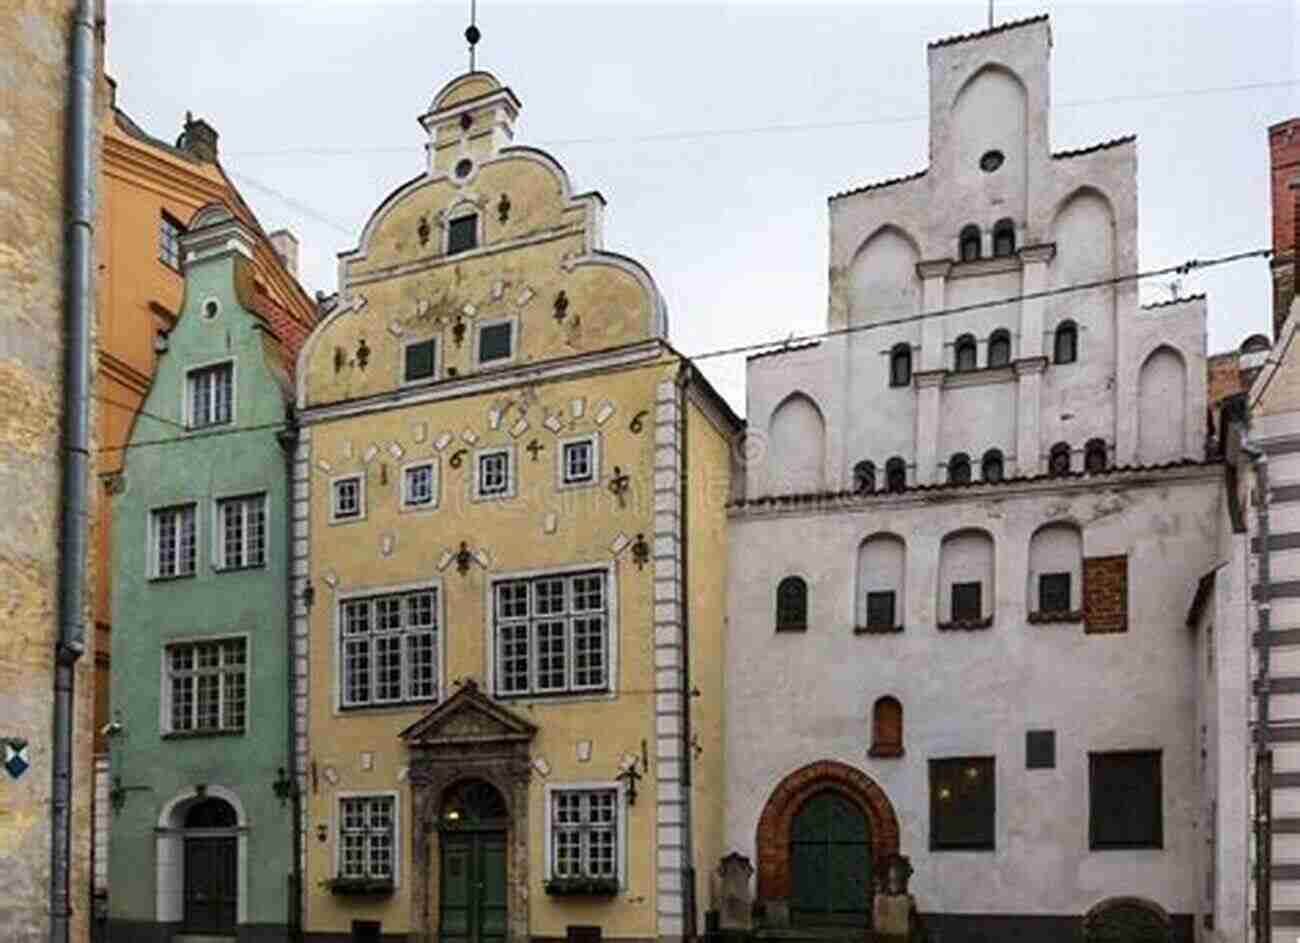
[447,215,478,255]
[339,796,395,880]
[1039,573,1071,614]
[403,463,436,508]
[930,756,995,850]
[951,581,982,622]
[159,213,183,268]
[477,321,514,364]
[151,503,197,578]
[495,571,609,696]
[1090,751,1162,849]
[340,590,438,707]
[166,638,246,733]
[403,338,437,383]
[477,449,511,499]
[187,362,233,428]
[216,494,266,569]
[551,789,618,880]
[333,475,364,521]
[562,439,595,485]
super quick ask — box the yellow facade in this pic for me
[297,72,737,943]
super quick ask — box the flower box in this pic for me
[323,877,395,897]
[544,876,620,898]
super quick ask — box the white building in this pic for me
[723,16,1246,942]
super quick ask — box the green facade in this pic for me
[108,207,295,942]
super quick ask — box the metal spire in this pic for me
[466,0,481,72]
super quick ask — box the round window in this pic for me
[454,158,473,180]
[203,299,220,319]
[979,150,1005,173]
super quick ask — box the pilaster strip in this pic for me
[290,428,312,882]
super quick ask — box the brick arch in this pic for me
[755,760,900,900]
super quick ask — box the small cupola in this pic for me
[419,71,521,178]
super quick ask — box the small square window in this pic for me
[562,439,595,485]
[951,582,982,622]
[1089,751,1162,849]
[478,321,514,364]
[333,476,364,521]
[403,463,436,508]
[477,449,512,499]
[448,215,478,255]
[404,339,437,384]
[1039,572,1071,613]
[930,756,995,850]
[865,591,896,630]
[1026,730,1055,770]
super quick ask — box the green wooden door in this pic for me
[790,791,871,926]
[440,831,508,943]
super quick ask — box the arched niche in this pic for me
[1052,188,1116,284]
[951,65,1028,216]
[1027,522,1083,618]
[847,226,921,327]
[856,534,906,631]
[1137,346,1187,464]
[769,392,826,493]
[938,529,995,626]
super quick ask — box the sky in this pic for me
[104,0,1297,413]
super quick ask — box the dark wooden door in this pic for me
[790,791,871,926]
[440,830,507,943]
[183,835,237,933]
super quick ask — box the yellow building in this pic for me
[294,71,739,943]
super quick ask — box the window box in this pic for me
[936,616,993,631]
[1027,609,1084,625]
[543,876,619,898]
[322,877,395,897]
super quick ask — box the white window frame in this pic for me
[183,358,236,430]
[475,316,518,368]
[485,562,619,701]
[472,445,515,502]
[212,492,269,571]
[335,791,401,886]
[149,502,198,579]
[400,335,440,387]
[400,459,440,512]
[543,782,627,886]
[330,473,366,524]
[333,579,445,713]
[557,432,600,490]
[159,634,250,735]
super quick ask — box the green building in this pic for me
[108,205,302,942]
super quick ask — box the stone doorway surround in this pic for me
[399,680,538,943]
[753,760,900,924]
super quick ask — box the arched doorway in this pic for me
[439,779,509,943]
[181,797,238,934]
[790,791,871,926]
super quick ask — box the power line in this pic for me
[1249,320,1299,412]
[96,419,288,454]
[94,393,186,431]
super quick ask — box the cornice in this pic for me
[913,369,945,389]
[1013,356,1049,376]
[916,259,952,280]
[943,365,1016,389]
[1019,243,1057,264]
[948,254,1021,281]
[344,224,583,287]
[96,349,151,394]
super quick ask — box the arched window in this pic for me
[869,696,903,758]
[889,343,912,387]
[954,334,977,372]
[1027,522,1083,620]
[948,453,972,485]
[987,329,1011,367]
[981,449,1004,483]
[885,457,907,493]
[857,534,905,632]
[776,576,808,632]
[1084,438,1108,474]
[992,218,1015,258]
[1049,442,1072,477]
[853,460,876,495]
[939,529,995,628]
[1054,321,1078,365]
[959,225,982,263]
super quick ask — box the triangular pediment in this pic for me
[399,679,537,746]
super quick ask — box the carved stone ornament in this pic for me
[418,215,431,247]
[497,193,511,224]
[356,337,370,371]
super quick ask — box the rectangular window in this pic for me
[187,362,234,429]
[551,788,618,880]
[340,589,438,708]
[477,320,514,364]
[333,475,364,521]
[865,591,896,630]
[165,638,246,733]
[562,438,595,485]
[494,571,609,697]
[1026,730,1055,770]
[151,503,197,578]
[930,756,995,850]
[476,448,512,499]
[403,338,437,384]
[1089,751,1162,849]
[159,212,183,269]
[339,795,395,880]
[1039,572,1071,613]
[447,215,478,255]
[215,494,266,570]
[402,462,437,509]
[951,581,982,622]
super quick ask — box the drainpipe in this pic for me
[50,2,96,942]
[676,364,697,941]
[278,411,305,943]
[1244,431,1271,943]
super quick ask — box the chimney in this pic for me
[178,111,219,162]
[269,229,299,280]
[1270,119,1300,336]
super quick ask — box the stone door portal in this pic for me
[790,791,872,926]
[439,780,509,943]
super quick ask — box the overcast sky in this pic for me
[104,1,1296,412]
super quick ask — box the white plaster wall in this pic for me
[724,472,1219,918]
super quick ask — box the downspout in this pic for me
[278,410,305,943]
[51,2,96,941]
[676,364,697,941]
[1243,431,1271,943]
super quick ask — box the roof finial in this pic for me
[465,0,481,72]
